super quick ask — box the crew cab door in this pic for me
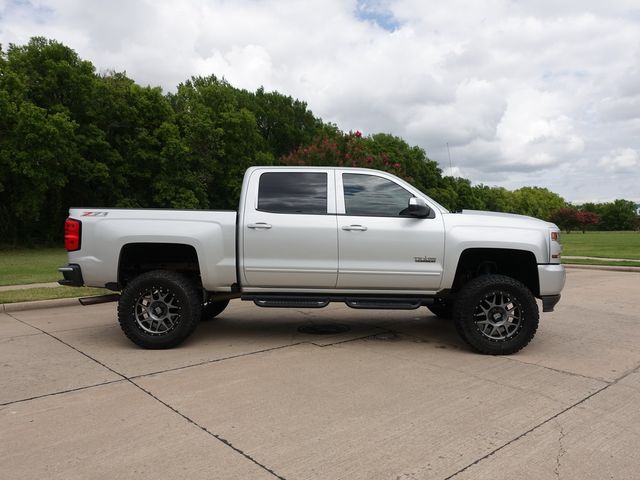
[336,171,445,291]
[241,169,338,288]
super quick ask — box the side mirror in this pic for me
[408,197,430,218]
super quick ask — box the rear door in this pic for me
[336,171,445,291]
[241,169,338,288]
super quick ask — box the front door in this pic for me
[336,172,445,291]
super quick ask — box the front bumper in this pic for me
[58,264,84,287]
[538,264,566,296]
[537,264,565,312]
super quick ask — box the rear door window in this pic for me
[258,172,328,214]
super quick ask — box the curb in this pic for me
[0,282,60,293]
[564,264,640,273]
[1,265,637,313]
[2,297,82,313]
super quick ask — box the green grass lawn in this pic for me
[562,258,640,267]
[0,248,68,286]
[0,286,108,304]
[560,231,640,259]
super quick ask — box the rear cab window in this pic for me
[258,172,328,214]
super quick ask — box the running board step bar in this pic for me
[79,293,120,306]
[346,298,423,310]
[243,294,433,310]
[251,296,330,308]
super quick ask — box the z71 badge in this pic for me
[414,256,436,263]
[82,211,109,217]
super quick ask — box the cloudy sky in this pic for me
[1,0,639,203]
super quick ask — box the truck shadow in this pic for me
[195,311,465,351]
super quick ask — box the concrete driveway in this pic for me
[1,268,639,479]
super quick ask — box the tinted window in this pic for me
[343,174,413,216]
[258,172,327,214]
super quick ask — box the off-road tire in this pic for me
[453,274,539,355]
[118,270,201,349]
[201,299,230,321]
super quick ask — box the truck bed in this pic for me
[67,208,238,291]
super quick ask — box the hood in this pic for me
[445,209,557,230]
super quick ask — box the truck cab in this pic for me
[239,167,445,292]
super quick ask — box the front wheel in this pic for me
[453,274,539,355]
[118,270,201,349]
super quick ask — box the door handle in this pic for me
[342,225,368,231]
[247,222,272,229]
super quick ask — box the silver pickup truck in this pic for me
[59,166,565,354]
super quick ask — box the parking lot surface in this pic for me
[1,269,639,479]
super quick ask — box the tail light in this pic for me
[549,228,561,263]
[65,218,81,252]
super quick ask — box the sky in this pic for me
[1,0,639,203]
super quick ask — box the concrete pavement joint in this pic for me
[312,322,614,406]
[443,383,609,479]
[307,322,580,407]
[0,330,44,340]
[444,361,640,479]
[355,331,585,407]
[308,329,392,348]
[129,333,392,380]
[0,379,126,407]
[6,312,128,379]
[129,342,307,380]
[502,356,612,384]
[367,320,613,384]
[6,311,288,479]
[129,378,287,480]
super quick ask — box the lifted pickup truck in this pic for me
[59,166,565,354]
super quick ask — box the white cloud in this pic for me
[1,0,640,202]
[495,88,585,169]
[599,148,640,173]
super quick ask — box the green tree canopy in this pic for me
[1,37,636,246]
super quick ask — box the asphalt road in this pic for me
[1,269,639,479]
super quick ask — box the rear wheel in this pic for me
[453,274,538,355]
[118,270,201,349]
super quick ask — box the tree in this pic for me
[170,75,274,209]
[575,210,600,233]
[0,102,81,244]
[473,185,516,213]
[239,87,324,158]
[512,187,566,220]
[599,199,637,231]
[549,208,580,233]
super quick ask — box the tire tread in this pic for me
[117,270,201,349]
[453,274,539,355]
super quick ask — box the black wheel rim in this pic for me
[134,285,182,335]
[473,290,523,341]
